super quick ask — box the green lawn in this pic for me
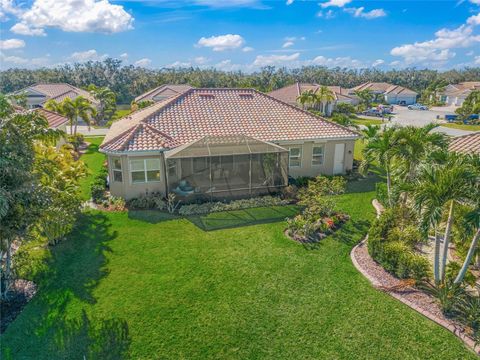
[354,139,365,161]
[2,175,475,359]
[353,117,385,126]
[79,137,105,201]
[441,123,480,131]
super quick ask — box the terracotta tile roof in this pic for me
[16,83,98,105]
[268,82,355,105]
[442,82,480,97]
[449,132,480,155]
[135,84,193,103]
[351,82,417,95]
[35,108,69,128]
[101,88,359,153]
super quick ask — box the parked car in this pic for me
[378,105,393,114]
[407,103,428,110]
[361,108,383,117]
[445,114,479,123]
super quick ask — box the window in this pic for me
[312,146,325,166]
[130,158,161,183]
[289,147,302,167]
[112,158,123,182]
[167,159,177,177]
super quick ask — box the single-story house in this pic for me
[35,108,69,147]
[135,84,193,103]
[13,83,99,109]
[449,132,480,155]
[349,82,418,105]
[268,82,357,116]
[438,82,480,107]
[100,88,359,201]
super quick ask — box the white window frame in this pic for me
[130,158,162,184]
[312,145,325,166]
[112,157,123,182]
[289,147,302,168]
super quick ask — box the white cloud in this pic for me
[5,0,133,35]
[344,7,386,19]
[10,22,46,36]
[120,52,128,60]
[193,0,261,7]
[320,0,351,8]
[253,52,300,66]
[470,0,480,4]
[194,56,209,64]
[308,55,364,68]
[286,0,294,4]
[391,18,480,65]
[134,58,152,67]
[0,38,25,50]
[242,46,254,52]
[317,10,335,19]
[467,13,480,26]
[372,59,385,67]
[0,52,50,68]
[196,34,245,51]
[282,41,294,48]
[69,49,108,62]
[475,55,480,64]
[166,61,191,68]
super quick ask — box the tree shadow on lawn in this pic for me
[2,211,131,359]
[127,209,179,224]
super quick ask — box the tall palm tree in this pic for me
[360,126,398,206]
[296,89,316,110]
[314,86,335,115]
[412,154,477,283]
[361,124,380,143]
[354,89,374,109]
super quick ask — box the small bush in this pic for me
[127,193,166,210]
[281,185,298,201]
[91,167,108,203]
[68,134,85,152]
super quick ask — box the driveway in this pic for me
[67,126,109,136]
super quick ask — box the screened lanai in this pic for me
[165,135,289,200]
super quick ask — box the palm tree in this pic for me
[88,84,116,125]
[412,154,477,283]
[296,90,316,110]
[354,89,374,109]
[314,86,335,115]
[360,126,398,206]
[46,96,96,135]
[361,124,380,143]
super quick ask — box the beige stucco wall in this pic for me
[276,139,355,178]
[106,139,356,199]
[108,153,166,200]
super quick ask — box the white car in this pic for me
[407,104,428,110]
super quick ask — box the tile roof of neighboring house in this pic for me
[442,82,480,97]
[35,108,69,128]
[101,88,359,153]
[134,84,193,103]
[449,132,480,155]
[351,82,417,95]
[268,82,355,105]
[17,83,99,105]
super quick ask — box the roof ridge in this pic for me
[100,123,141,151]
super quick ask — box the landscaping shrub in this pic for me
[68,134,85,152]
[90,167,108,203]
[454,294,480,342]
[368,208,429,281]
[127,193,166,210]
[178,196,289,216]
[420,281,466,316]
[281,185,298,201]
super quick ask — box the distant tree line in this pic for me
[1,58,479,104]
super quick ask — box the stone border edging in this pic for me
[350,200,479,355]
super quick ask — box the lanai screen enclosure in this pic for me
[165,135,289,201]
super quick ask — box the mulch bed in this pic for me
[1,279,37,334]
[352,239,479,354]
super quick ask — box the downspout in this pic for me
[161,151,169,197]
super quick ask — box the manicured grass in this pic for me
[113,109,131,120]
[441,123,480,131]
[353,117,385,126]
[79,137,105,201]
[2,175,475,359]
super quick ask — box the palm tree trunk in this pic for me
[434,228,441,284]
[454,228,480,284]
[440,200,454,281]
[386,166,392,207]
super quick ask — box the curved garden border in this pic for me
[351,200,479,355]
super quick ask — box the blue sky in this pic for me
[1,0,479,71]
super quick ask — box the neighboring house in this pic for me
[100,88,359,200]
[35,108,69,147]
[349,82,418,105]
[268,82,356,116]
[449,132,480,155]
[438,82,480,107]
[14,83,99,109]
[134,84,193,103]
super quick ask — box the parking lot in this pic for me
[384,105,474,137]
